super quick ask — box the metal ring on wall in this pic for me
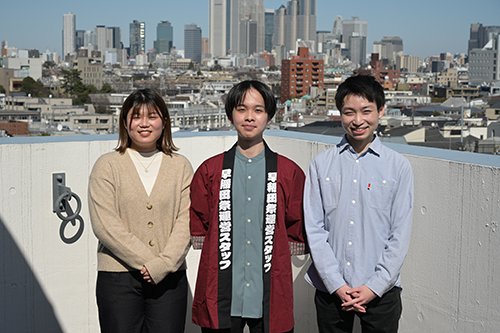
[55,192,82,221]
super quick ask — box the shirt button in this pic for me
[348,241,352,246]
[149,240,155,246]
[146,203,153,210]
[246,283,250,287]
[247,197,251,201]
[347,262,351,266]
[352,200,356,204]
[148,222,153,228]
[353,179,357,183]
[247,262,251,266]
[325,177,330,182]
[247,219,251,223]
[247,240,251,244]
[350,221,354,225]
[248,159,252,163]
[355,160,359,164]
[248,175,252,179]
[383,180,387,184]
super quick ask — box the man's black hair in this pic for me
[225,80,276,120]
[335,75,385,112]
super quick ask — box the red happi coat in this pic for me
[190,145,306,333]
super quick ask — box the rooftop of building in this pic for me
[1,130,499,332]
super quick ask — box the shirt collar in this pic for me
[338,134,382,157]
[235,146,265,162]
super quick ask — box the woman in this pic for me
[88,88,193,333]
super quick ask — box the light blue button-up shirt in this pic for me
[304,135,413,297]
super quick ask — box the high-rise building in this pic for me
[272,5,287,51]
[285,0,299,54]
[468,23,500,56]
[76,30,85,51]
[110,27,122,49]
[233,0,265,55]
[209,0,227,57]
[396,55,420,73]
[93,26,122,63]
[154,21,173,54]
[342,16,367,66]
[373,36,403,64]
[468,23,482,52]
[316,30,336,54]
[130,20,145,58]
[265,9,275,52]
[297,0,316,42]
[95,26,112,53]
[240,20,259,55]
[84,30,97,50]
[469,33,500,82]
[63,12,76,58]
[349,35,367,66]
[280,47,324,103]
[332,15,343,39]
[202,38,209,56]
[185,24,202,64]
[209,0,266,57]
[272,0,316,55]
[431,60,449,73]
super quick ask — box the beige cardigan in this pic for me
[88,150,193,284]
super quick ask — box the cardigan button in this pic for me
[146,203,153,210]
[149,240,155,246]
[148,222,154,228]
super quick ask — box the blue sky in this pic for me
[1,0,499,59]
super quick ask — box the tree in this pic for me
[43,61,56,69]
[61,69,97,105]
[211,64,222,71]
[0,85,5,94]
[268,65,278,71]
[100,82,115,94]
[61,69,85,97]
[188,62,194,70]
[74,84,97,105]
[92,94,112,114]
[21,76,48,97]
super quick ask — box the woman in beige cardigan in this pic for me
[88,89,193,333]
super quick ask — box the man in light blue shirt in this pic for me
[304,75,414,333]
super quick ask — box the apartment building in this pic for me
[280,47,324,103]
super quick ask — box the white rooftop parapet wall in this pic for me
[0,131,499,332]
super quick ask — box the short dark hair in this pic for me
[116,88,178,154]
[225,80,276,120]
[335,75,385,112]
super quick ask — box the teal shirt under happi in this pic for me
[231,148,265,318]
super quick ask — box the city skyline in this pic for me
[1,0,499,59]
